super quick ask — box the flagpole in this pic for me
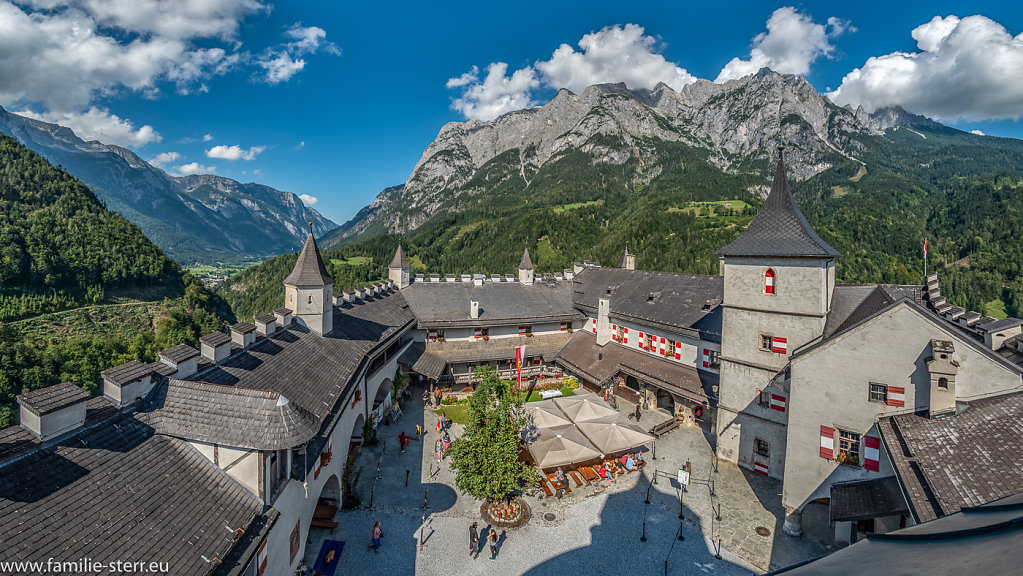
[923,238,928,282]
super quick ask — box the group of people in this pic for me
[469,522,503,560]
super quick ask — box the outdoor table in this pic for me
[580,466,600,484]
[314,503,337,520]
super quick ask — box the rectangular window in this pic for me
[524,325,533,336]
[837,428,861,466]
[755,438,770,458]
[868,383,888,403]
[616,325,624,341]
[667,340,676,358]
[759,333,774,351]
[644,333,653,350]
[708,350,721,369]
[758,389,771,406]
[481,327,489,339]
[436,329,445,341]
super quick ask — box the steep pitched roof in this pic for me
[401,281,580,328]
[519,247,533,270]
[284,233,333,286]
[718,148,840,258]
[619,249,632,268]
[389,244,409,268]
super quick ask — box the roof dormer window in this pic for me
[764,268,776,295]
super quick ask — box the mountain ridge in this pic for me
[0,106,337,264]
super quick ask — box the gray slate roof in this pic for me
[572,267,723,339]
[146,379,322,450]
[231,321,256,334]
[768,493,1023,576]
[401,281,580,328]
[100,359,153,386]
[200,331,232,347]
[556,331,709,405]
[254,313,276,324]
[878,393,1023,523]
[16,382,88,416]
[977,317,1023,333]
[160,343,200,363]
[830,476,908,522]
[718,149,840,258]
[283,233,333,286]
[0,413,262,576]
[519,248,533,270]
[193,292,415,428]
[390,244,409,268]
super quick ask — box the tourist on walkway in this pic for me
[635,404,642,422]
[415,423,423,439]
[436,418,441,432]
[398,432,407,452]
[488,530,499,560]
[469,522,479,558]
[440,412,448,430]
[435,438,444,462]
[368,520,383,554]
[443,431,451,452]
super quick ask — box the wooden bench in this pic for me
[649,418,679,438]
[310,518,338,532]
[539,481,554,499]
[568,469,585,488]
[579,466,600,485]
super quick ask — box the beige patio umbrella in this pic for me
[553,393,619,422]
[576,420,654,455]
[527,425,601,469]
[524,399,573,428]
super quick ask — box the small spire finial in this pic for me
[309,219,313,235]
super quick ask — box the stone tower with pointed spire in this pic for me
[619,247,635,270]
[389,244,410,289]
[518,248,534,285]
[283,225,334,336]
[714,146,840,489]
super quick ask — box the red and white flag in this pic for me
[515,345,526,389]
[923,238,928,259]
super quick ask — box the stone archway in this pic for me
[371,378,393,428]
[304,474,342,571]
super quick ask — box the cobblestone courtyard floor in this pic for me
[307,391,833,575]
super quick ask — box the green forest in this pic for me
[0,134,227,427]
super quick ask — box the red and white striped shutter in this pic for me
[864,436,881,472]
[770,394,786,412]
[638,332,644,349]
[765,269,775,294]
[771,337,788,354]
[428,329,437,340]
[474,327,482,338]
[820,426,834,459]
[611,324,617,340]
[591,319,596,334]
[560,322,567,332]
[520,325,527,336]
[886,387,906,407]
[753,461,769,475]
[702,349,710,368]
[675,342,682,360]
[660,337,666,355]
[623,328,628,344]
[256,539,268,576]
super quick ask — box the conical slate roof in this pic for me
[519,247,534,270]
[717,148,840,258]
[619,249,632,268]
[390,244,409,268]
[284,233,333,286]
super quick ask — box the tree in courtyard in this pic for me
[447,366,533,502]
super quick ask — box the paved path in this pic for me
[309,388,831,575]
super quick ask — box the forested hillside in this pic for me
[0,133,228,428]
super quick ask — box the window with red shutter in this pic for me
[764,268,776,294]
[819,426,834,459]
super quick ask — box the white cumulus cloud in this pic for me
[203,133,214,141]
[17,106,161,147]
[257,23,339,84]
[148,151,181,168]
[536,24,696,93]
[447,24,694,121]
[970,129,986,136]
[206,144,265,161]
[716,7,851,83]
[299,194,318,206]
[829,15,1023,121]
[259,52,306,84]
[176,162,215,175]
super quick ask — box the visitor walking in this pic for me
[469,522,479,558]
[436,418,442,433]
[367,520,383,554]
[435,438,444,462]
[440,412,448,430]
[443,431,451,453]
[487,530,499,560]
[415,423,423,439]
[398,431,407,452]
[635,404,642,422]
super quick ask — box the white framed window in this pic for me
[868,382,888,403]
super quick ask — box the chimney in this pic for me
[596,298,611,346]
[101,360,156,408]
[925,339,958,418]
[230,322,256,348]
[254,314,277,337]
[274,307,293,327]
[17,383,89,440]
[573,262,584,274]
[563,269,574,280]
[470,300,480,319]
[473,274,484,287]
[159,344,200,379]
[982,319,1023,350]
[199,331,232,364]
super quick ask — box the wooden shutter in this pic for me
[765,269,775,294]
[623,327,628,344]
[753,461,769,476]
[702,349,710,368]
[886,386,906,407]
[257,539,268,576]
[675,342,682,360]
[864,436,881,472]
[474,327,482,338]
[560,322,567,332]
[820,426,834,460]
[770,394,786,412]
[771,337,788,354]
[519,325,526,336]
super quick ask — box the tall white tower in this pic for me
[518,248,534,285]
[389,244,410,289]
[283,227,334,336]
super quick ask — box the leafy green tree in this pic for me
[447,366,533,502]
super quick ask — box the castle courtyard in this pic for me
[309,391,832,575]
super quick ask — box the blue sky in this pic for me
[2,1,1023,225]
